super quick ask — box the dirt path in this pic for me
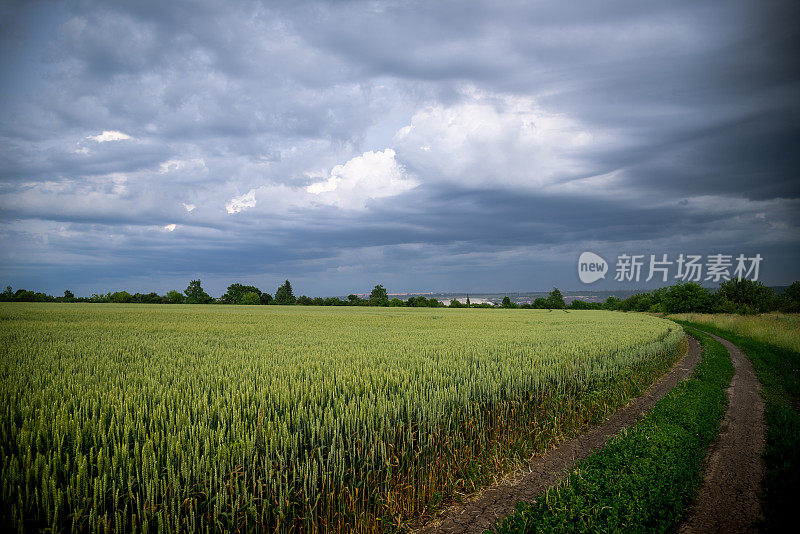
[679,333,765,534]
[413,336,702,534]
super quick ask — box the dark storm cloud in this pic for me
[1,0,798,295]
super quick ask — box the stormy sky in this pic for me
[1,0,798,297]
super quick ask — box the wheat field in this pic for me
[0,304,684,532]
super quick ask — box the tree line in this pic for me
[576,279,800,314]
[2,279,798,314]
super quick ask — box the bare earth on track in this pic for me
[413,336,702,534]
[679,333,765,534]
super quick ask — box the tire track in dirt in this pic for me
[412,336,701,534]
[679,333,765,534]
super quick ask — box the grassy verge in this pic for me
[489,329,732,534]
[667,313,800,353]
[675,320,800,533]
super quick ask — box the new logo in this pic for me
[578,252,608,284]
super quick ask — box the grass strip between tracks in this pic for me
[489,328,732,534]
[675,321,800,533]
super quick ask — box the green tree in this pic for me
[348,294,366,305]
[569,299,596,310]
[260,292,273,305]
[239,291,261,305]
[777,281,800,312]
[501,296,512,308]
[532,297,548,309]
[15,290,35,302]
[184,280,212,304]
[717,278,774,314]
[274,280,296,305]
[603,296,621,310]
[166,290,185,304]
[389,298,404,307]
[407,296,431,307]
[466,294,470,308]
[619,292,654,312]
[135,292,161,304]
[546,288,566,309]
[369,284,389,306]
[223,283,262,304]
[661,282,713,313]
[781,281,800,303]
[111,291,132,303]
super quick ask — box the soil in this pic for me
[679,333,765,534]
[412,336,702,534]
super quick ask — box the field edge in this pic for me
[487,328,733,534]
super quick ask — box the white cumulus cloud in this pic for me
[163,224,176,232]
[393,88,604,190]
[159,158,207,174]
[305,149,417,209]
[183,202,196,212]
[87,130,134,142]
[226,189,257,214]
